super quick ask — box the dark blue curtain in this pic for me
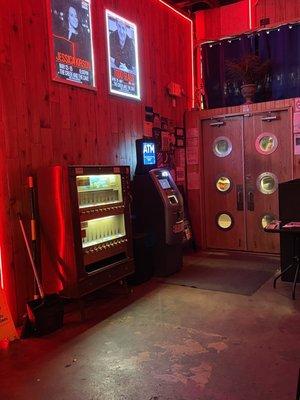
[202,23,300,109]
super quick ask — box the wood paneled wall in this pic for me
[253,0,300,28]
[0,0,193,321]
[195,0,250,42]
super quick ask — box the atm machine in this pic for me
[133,138,184,277]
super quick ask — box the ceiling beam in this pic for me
[203,0,220,7]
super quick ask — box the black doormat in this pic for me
[160,253,279,296]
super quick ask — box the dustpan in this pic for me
[18,214,64,337]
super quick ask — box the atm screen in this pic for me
[143,142,156,165]
[158,178,171,189]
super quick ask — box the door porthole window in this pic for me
[261,213,277,229]
[257,172,278,194]
[255,133,278,155]
[213,137,232,158]
[215,176,232,193]
[216,212,234,230]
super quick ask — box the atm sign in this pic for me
[143,142,156,165]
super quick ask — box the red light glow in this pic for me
[0,339,10,350]
[248,0,252,29]
[158,0,194,108]
[0,248,3,289]
[158,0,192,22]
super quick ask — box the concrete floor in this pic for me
[0,254,299,400]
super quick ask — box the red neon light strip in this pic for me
[158,0,194,108]
[248,0,252,29]
[0,247,3,289]
[158,0,192,22]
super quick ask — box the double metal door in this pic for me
[202,109,292,253]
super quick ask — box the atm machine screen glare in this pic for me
[158,179,171,189]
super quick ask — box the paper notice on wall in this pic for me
[186,137,199,165]
[175,148,185,167]
[0,289,18,341]
[187,137,199,148]
[143,121,153,137]
[294,134,300,155]
[176,167,185,183]
[187,171,200,190]
[186,148,198,165]
[295,98,300,112]
[186,128,199,138]
[293,112,300,133]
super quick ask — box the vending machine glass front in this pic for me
[81,215,126,248]
[76,174,123,208]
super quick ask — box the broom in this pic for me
[18,213,64,337]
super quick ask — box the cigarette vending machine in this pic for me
[37,165,134,298]
[133,139,184,276]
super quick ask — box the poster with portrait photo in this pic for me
[105,10,140,100]
[47,0,95,89]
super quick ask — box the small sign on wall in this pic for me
[143,121,153,137]
[187,128,199,138]
[295,98,300,112]
[293,112,300,133]
[187,171,200,190]
[186,137,199,165]
[176,167,185,183]
[294,134,300,155]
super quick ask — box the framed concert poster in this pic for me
[47,0,96,89]
[105,10,140,100]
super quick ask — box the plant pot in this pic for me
[241,84,257,104]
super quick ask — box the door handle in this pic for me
[247,191,254,211]
[236,185,244,211]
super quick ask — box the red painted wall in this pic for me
[253,0,300,28]
[0,0,193,321]
[195,0,250,42]
[195,0,300,43]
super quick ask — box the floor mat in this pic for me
[160,253,279,296]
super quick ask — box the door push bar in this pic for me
[261,115,278,122]
[210,120,224,127]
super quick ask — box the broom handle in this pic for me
[28,176,38,298]
[18,215,45,299]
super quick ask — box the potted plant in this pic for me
[226,54,271,104]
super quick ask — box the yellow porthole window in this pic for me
[216,213,233,230]
[257,172,278,195]
[261,214,277,229]
[255,133,278,155]
[216,176,232,193]
[213,137,232,158]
